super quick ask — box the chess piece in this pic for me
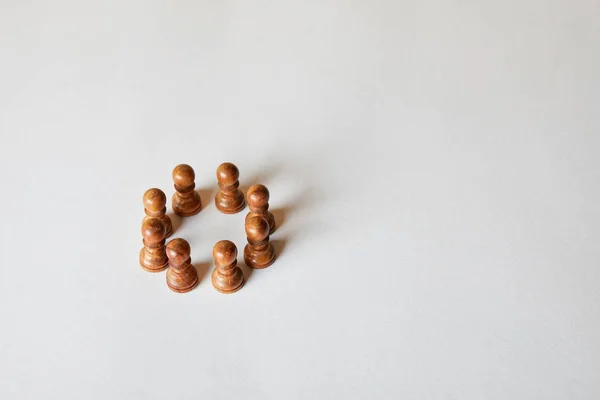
[215,162,245,214]
[172,164,202,217]
[139,217,168,272]
[143,188,173,238]
[211,240,244,294]
[244,216,275,269]
[166,238,199,293]
[246,184,275,234]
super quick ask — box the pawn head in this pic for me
[213,240,237,265]
[172,164,195,187]
[245,216,269,241]
[246,184,269,208]
[166,238,191,264]
[143,188,167,211]
[216,162,239,185]
[141,218,166,242]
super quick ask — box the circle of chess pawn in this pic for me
[139,162,276,294]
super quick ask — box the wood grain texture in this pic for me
[139,217,169,272]
[244,215,275,269]
[212,240,244,294]
[172,164,202,217]
[215,162,245,214]
[166,238,198,293]
[143,188,172,238]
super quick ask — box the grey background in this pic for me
[1,1,599,398]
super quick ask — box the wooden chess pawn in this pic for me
[165,238,199,293]
[172,164,202,217]
[244,216,275,269]
[246,184,275,234]
[139,217,168,272]
[211,240,244,294]
[215,162,245,214]
[143,188,172,238]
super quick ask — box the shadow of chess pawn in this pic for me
[211,240,244,294]
[215,162,245,214]
[143,188,173,238]
[165,238,199,293]
[246,184,275,234]
[172,164,202,217]
[244,216,275,269]
[139,218,169,272]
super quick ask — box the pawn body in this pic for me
[143,188,172,237]
[245,184,275,234]
[212,240,244,294]
[166,238,198,293]
[172,164,202,217]
[139,218,169,272]
[215,162,245,214]
[244,216,275,269]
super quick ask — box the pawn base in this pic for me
[166,264,199,293]
[215,192,245,214]
[172,192,202,217]
[139,249,169,273]
[211,268,244,294]
[244,244,275,269]
[215,200,245,214]
[167,276,199,293]
[213,277,244,294]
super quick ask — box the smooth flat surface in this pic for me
[1,1,599,398]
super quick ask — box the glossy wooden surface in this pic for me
[245,184,275,234]
[244,215,275,269]
[139,217,168,272]
[143,188,173,238]
[211,240,244,294]
[172,164,202,217]
[215,162,245,214]
[165,238,199,293]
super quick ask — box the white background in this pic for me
[1,1,599,398]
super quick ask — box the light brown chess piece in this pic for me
[244,216,275,269]
[246,184,275,234]
[211,240,244,294]
[143,188,172,238]
[139,217,168,272]
[165,238,199,293]
[215,162,245,214]
[172,164,202,217]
